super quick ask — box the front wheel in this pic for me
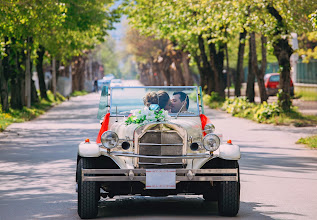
[77,158,99,219]
[218,160,240,216]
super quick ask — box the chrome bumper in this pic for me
[82,168,239,182]
[100,149,212,159]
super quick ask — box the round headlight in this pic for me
[204,123,215,134]
[101,131,118,149]
[203,134,220,151]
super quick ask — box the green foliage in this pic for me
[277,89,292,111]
[203,92,225,109]
[0,91,66,132]
[219,97,317,126]
[222,97,282,123]
[309,10,317,29]
[91,36,121,77]
[295,88,317,101]
[222,97,258,118]
[297,135,317,148]
[125,109,170,125]
[70,90,88,97]
[254,102,281,122]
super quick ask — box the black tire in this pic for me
[218,160,240,217]
[77,158,99,219]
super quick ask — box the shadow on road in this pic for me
[96,196,303,219]
[239,146,317,175]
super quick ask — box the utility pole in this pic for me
[25,37,31,107]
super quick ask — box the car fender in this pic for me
[216,143,241,160]
[192,157,214,169]
[192,144,240,169]
[100,152,133,169]
[78,141,101,157]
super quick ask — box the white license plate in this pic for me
[146,169,176,189]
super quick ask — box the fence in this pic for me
[296,59,317,84]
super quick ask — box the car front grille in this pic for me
[137,124,184,168]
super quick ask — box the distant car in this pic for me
[97,79,111,90]
[264,73,294,96]
[110,79,122,87]
[103,74,115,81]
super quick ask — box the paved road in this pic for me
[1,84,317,220]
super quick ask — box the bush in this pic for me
[203,92,225,109]
[254,102,281,122]
[221,97,317,126]
[222,97,282,122]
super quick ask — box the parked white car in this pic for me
[110,79,122,87]
[76,86,241,219]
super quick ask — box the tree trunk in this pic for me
[207,41,218,93]
[25,37,31,107]
[215,44,225,97]
[36,45,48,100]
[0,37,10,112]
[198,35,213,93]
[267,4,293,111]
[208,39,225,97]
[256,35,268,103]
[10,38,23,110]
[159,55,172,86]
[193,53,205,89]
[181,51,193,86]
[273,38,293,111]
[30,52,39,104]
[246,33,255,102]
[225,43,230,98]
[72,55,86,92]
[171,51,185,86]
[235,30,247,97]
[52,57,56,98]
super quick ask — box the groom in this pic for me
[171,92,189,113]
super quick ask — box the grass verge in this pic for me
[0,91,65,132]
[296,135,317,148]
[71,90,88,97]
[295,88,317,101]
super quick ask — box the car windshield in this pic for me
[97,86,200,119]
[269,75,280,82]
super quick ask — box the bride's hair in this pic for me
[143,91,158,107]
[143,91,170,109]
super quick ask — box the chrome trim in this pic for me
[139,143,183,146]
[100,148,212,159]
[82,168,239,182]
[138,162,183,165]
[146,130,178,133]
[134,123,188,167]
[107,152,211,159]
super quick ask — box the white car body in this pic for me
[76,86,241,219]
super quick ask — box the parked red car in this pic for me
[264,73,294,96]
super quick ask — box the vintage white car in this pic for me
[76,86,240,219]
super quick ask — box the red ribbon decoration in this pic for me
[96,113,110,143]
[200,114,211,136]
